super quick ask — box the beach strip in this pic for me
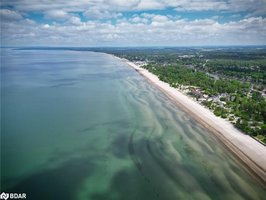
[122,58,266,184]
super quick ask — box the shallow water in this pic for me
[1,48,265,200]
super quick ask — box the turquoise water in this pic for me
[1,48,265,200]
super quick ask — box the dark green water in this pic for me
[1,49,265,200]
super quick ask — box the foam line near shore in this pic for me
[119,57,266,185]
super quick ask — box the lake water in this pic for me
[1,48,265,200]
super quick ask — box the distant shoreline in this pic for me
[115,56,266,185]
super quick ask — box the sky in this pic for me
[1,0,266,47]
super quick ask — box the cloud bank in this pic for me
[1,0,266,46]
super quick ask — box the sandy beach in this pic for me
[121,58,266,184]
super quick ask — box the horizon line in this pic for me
[2,45,266,49]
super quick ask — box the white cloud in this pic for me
[130,16,149,24]
[0,1,90,12]
[82,0,140,19]
[2,13,266,46]
[83,7,122,20]
[68,16,82,25]
[140,13,156,19]
[136,0,165,10]
[108,0,141,9]
[174,0,228,11]
[1,0,266,46]
[43,24,50,28]
[0,9,23,21]
[44,10,71,20]
[1,0,266,17]
[152,15,169,22]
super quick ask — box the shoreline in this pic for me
[116,56,266,185]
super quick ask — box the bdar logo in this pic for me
[0,192,26,200]
[0,193,9,200]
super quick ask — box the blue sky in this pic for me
[1,0,266,46]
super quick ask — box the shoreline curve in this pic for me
[116,56,266,186]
